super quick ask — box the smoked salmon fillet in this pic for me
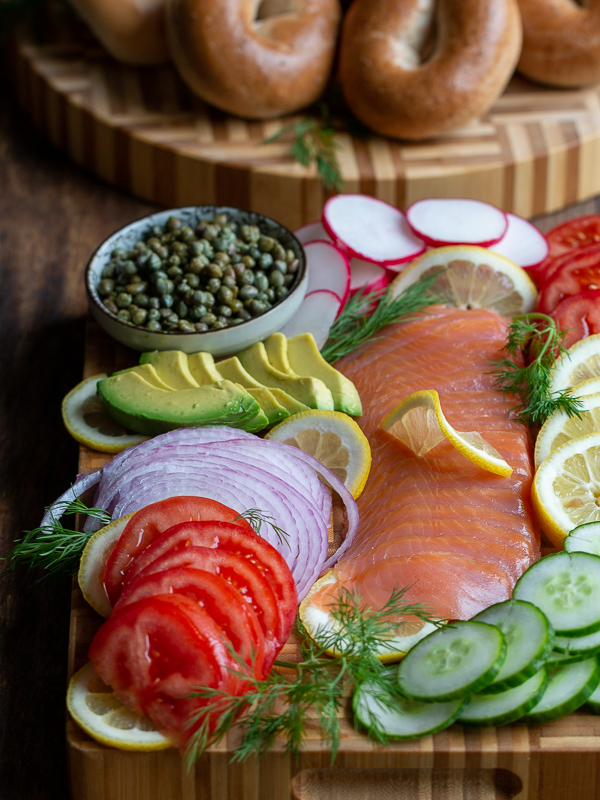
[311,306,539,622]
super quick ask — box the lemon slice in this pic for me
[78,514,134,617]
[549,334,600,395]
[264,410,372,498]
[390,245,538,317]
[532,432,600,548]
[381,390,513,477]
[535,392,600,467]
[299,572,439,663]
[62,375,148,453]
[67,662,173,751]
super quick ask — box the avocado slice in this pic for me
[97,372,266,435]
[187,352,222,385]
[114,363,176,392]
[263,332,294,374]
[139,350,200,390]
[246,387,289,427]
[237,342,334,410]
[285,333,363,417]
[267,388,310,416]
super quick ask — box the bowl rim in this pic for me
[85,204,307,339]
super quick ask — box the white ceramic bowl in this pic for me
[86,206,307,356]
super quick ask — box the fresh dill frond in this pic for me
[489,313,584,428]
[183,585,444,767]
[233,508,290,548]
[320,273,444,364]
[4,498,110,578]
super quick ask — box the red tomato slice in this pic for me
[104,496,254,605]
[127,545,284,656]
[113,567,267,677]
[89,594,244,743]
[537,245,600,314]
[551,290,600,349]
[125,520,298,640]
[545,215,600,259]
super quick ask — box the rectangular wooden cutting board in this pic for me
[67,320,600,800]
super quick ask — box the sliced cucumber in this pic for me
[353,678,466,740]
[545,649,592,667]
[473,600,554,693]
[565,522,600,557]
[586,683,600,713]
[458,669,547,727]
[521,657,600,724]
[396,621,506,702]
[554,628,600,656]
[513,552,600,636]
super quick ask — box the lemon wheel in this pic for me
[535,392,600,467]
[78,514,135,617]
[549,334,600,395]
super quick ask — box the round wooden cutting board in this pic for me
[12,21,600,230]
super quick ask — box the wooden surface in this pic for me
[4,46,600,800]
[12,19,600,229]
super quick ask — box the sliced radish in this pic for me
[488,212,549,270]
[278,289,341,349]
[304,240,351,307]
[349,258,392,295]
[406,198,508,248]
[294,220,333,246]
[322,194,426,269]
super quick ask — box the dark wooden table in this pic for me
[2,57,600,799]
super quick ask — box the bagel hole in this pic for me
[392,0,438,70]
[255,0,302,20]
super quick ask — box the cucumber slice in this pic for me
[565,522,600,557]
[353,678,466,740]
[545,649,592,667]
[521,657,600,724]
[458,669,547,727]
[554,628,600,655]
[513,552,600,636]
[586,683,600,713]
[473,600,554,693]
[396,621,506,702]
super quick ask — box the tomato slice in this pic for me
[545,215,600,259]
[127,545,284,655]
[551,289,600,349]
[537,245,600,314]
[104,496,254,605]
[89,593,244,743]
[113,567,267,677]
[124,520,298,640]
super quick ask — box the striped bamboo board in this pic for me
[12,23,600,230]
[67,319,600,800]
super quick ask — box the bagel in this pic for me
[69,0,170,65]
[338,0,522,141]
[166,0,342,119]
[517,0,600,87]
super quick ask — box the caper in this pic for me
[175,301,188,318]
[229,299,243,314]
[217,286,234,304]
[259,235,275,252]
[104,300,118,314]
[176,281,191,296]
[249,246,261,260]
[238,270,254,286]
[265,288,276,302]
[146,252,163,270]
[273,260,287,274]
[123,260,138,276]
[241,255,256,268]
[269,270,285,288]
[98,279,115,296]
[185,273,200,288]
[131,308,148,326]
[255,274,269,293]
[212,319,227,330]
[178,320,195,332]
[179,226,195,243]
[167,265,183,279]
[276,286,289,300]
[147,308,161,321]
[159,307,173,318]
[191,305,208,320]
[155,278,174,296]
[249,299,267,316]
[207,263,223,279]
[238,309,251,321]
[194,322,209,332]
[127,282,148,295]
[288,258,299,273]
[222,275,237,290]
[117,309,131,323]
[162,294,174,308]
[207,278,221,294]
[218,304,232,318]
[272,243,286,261]
[147,320,162,332]
[148,296,161,310]
[111,247,128,260]
[200,313,217,326]
[116,292,133,308]
[136,293,150,308]
[166,216,182,232]
[284,274,295,286]
[214,252,230,265]
[239,285,259,301]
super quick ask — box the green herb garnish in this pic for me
[183,585,443,767]
[489,313,584,428]
[5,498,110,578]
[320,273,444,364]
[233,508,290,548]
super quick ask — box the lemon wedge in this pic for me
[62,375,148,453]
[299,572,439,663]
[535,392,600,467]
[532,432,600,548]
[264,410,372,498]
[389,245,538,317]
[78,514,134,617]
[549,334,600,395]
[381,390,513,477]
[67,662,173,751]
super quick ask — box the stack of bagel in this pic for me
[68,0,600,140]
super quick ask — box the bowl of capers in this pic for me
[86,206,308,355]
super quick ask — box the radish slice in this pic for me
[305,240,351,307]
[406,198,508,248]
[278,289,341,349]
[488,213,549,270]
[294,221,332,246]
[322,194,426,269]
[349,258,392,295]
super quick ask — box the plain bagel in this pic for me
[338,0,522,141]
[517,0,600,87]
[166,0,342,119]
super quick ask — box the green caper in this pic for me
[207,278,221,294]
[127,282,148,295]
[218,305,232,318]
[200,312,217,326]
[185,273,200,288]
[131,308,148,326]
[176,281,191,296]
[178,319,195,332]
[175,301,188,318]
[239,285,258,301]
[147,320,162,331]
[222,275,237,290]
[136,293,150,308]
[98,279,115,296]
[276,286,289,300]
[207,264,223,279]
[111,247,128,260]
[166,216,182,232]
[288,258,299,273]
[269,270,285,288]
[194,322,209,332]
[217,286,234,304]
[179,226,195,243]
[162,294,174,308]
[265,288,276,302]
[117,309,131,323]
[148,308,161,321]
[104,300,118,314]
[238,270,254,286]
[116,292,133,308]
[229,299,243,314]
[249,299,267,316]
[255,274,269,293]
[167,265,183,279]
[148,297,161,310]
[237,309,251,321]
[259,235,275,252]
[191,305,208,320]
[212,319,227,330]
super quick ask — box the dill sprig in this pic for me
[489,313,584,428]
[183,585,443,767]
[233,508,290,548]
[320,273,444,364]
[4,498,110,578]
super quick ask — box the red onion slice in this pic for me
[40,470,102,531]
